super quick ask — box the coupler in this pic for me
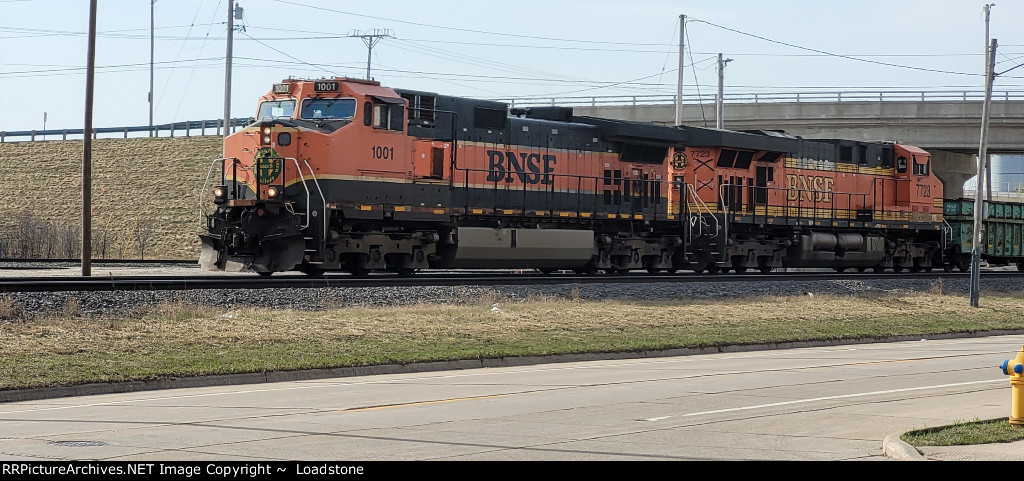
[999,345,1024,427]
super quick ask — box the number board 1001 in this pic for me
[314,81,339,92]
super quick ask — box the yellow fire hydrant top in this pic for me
[1001,345,1024,427]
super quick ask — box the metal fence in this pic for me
[499,89,1024,108]
[0,117,254,143]
[6,88,1024,141]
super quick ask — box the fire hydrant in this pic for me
[1000,345,1024,427]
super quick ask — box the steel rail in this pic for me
[0,270,996,293]
[0,258,195,264]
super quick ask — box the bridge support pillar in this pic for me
[928,150,975,199]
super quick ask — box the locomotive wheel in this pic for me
[834,267,846,273]
[299,262,325,277]
[758,265,773,274]
[257,271,273,277]
[574,264,598,275]
[857,267,868,273]
[872,266,885,273]
[349,267,368,277]
[733,266,747,274]
[706,265,720,274]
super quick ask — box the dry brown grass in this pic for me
[2,290,1023,389]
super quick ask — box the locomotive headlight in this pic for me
[267,186,279,198]
[213,185,227,203]
[260,124,273,145]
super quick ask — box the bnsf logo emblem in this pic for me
[786,174,835,202]
[485,150,558,185]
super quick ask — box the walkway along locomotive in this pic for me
[198,76,1008,276]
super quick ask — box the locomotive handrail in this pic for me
[197,157,237,230]
[451,164,666,220]
[719,183,872,226]
[292,157,327,241]
[687,182,718,245]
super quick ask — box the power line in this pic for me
[689,17,982,77]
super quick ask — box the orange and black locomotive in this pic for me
[200,76,954,275]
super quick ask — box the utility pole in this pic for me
[971,36,997,307]
[674,15,685,127]
[223,2,243,144]
[983,3,995,202]
[348,29,393,80]
[149,0,155,137]
[83,0,97,277]
[716,53,732,130]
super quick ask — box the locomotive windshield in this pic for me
[300,98,356,120]
[257,100,296,120]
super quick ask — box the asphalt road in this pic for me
[0,333,1021,461]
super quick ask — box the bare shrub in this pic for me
[0,295,25,320]
[135,221,153,260]
[569,285,582,302]
[4,211,81,258]
[62,297,81,318]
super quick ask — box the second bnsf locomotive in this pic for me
[200,76,955,276]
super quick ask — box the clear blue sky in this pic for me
[2,0,1022,132]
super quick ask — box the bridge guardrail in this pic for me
[0,118,254,143]
[6,89,1024,142]
[501,90,1024,108]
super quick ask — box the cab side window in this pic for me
[365,100,405,132]
[896,156,908,173]
[912,156,929,176]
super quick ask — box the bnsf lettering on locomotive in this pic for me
[485,150,557,185]
[786,174,835,202]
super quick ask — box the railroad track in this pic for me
[0,270,1003,293]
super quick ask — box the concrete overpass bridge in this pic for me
[507,90,1024,198]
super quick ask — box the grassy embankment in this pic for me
[0,136,219,260]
